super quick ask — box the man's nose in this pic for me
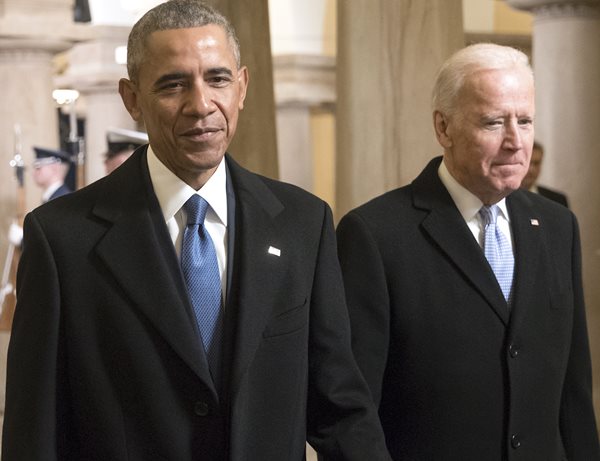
[503,120,524,150]
[183,82,215,116]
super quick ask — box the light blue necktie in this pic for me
[181,195,223,385]
[479,205,514,304]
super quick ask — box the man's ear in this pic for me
[119,78,142,121]
[433,110,453,149]
[237,66,249,110]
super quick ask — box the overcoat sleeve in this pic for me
[335,210,390,407]
[307,204,391,460]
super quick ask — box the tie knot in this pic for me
[479,205,499,227]
[184,194,209,225]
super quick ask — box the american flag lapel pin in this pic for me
[268,246,281,257]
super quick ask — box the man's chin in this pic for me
[185,149,225,165]
[497,183,521,199]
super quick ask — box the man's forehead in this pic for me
[467,67,533,91]
[147,25,228,47]
[143,25,237,67]
[460,70,534,108]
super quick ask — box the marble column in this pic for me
[56,26,137,185]
[273,54,336,192]
[507,0,600,418]
[209,0,279,179]
[335,0,464,218]
[0,41,66,222]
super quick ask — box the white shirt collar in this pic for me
[438,158,510,223]
[43,181,64,202]
[146,145,228,226]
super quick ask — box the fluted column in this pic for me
[208,0,279,179]
[335,0,464,218]
[507,0,600,419]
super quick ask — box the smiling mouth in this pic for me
[493,160,522,167]
[181,127,221,141]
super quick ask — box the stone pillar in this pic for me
[0,0,85,219]
[209,0,279,179]
[56,26,137,185]
[0,41,66,217]
[507,0,600,419]
[335,0,464,218]
[273,54,335,192]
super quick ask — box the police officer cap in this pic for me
[106,127,148,158]
[33,147,71,167]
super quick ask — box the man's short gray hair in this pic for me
[432,43,533,116]
[126,0,241,82]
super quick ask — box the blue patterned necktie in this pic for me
[479,205,514,304]
[181,195,223,385]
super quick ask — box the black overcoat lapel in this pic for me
[506,190,543,330]
[224,156,288,399]
[413,157,510,325]
[90,148,217,397]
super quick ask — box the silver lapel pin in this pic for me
[268,246,281,257]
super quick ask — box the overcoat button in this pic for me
[509,344,520,358]
[194,401,210,416]
[511,434,521,449]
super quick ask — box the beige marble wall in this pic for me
[335,0,465,219]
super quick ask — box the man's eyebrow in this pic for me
[206,67,233,77]
[152,68,233,87]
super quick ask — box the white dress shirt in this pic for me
[438,159,514,254]
[146,146,228,301]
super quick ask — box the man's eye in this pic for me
[159,81,184,91]
[485,120,502,127]
[209,76,232,86]
[518,118,533,126]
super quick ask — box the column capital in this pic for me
[55,26,131,94]
[273,54,336,109]
[0,37,74,55]
[506,0,600,18]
